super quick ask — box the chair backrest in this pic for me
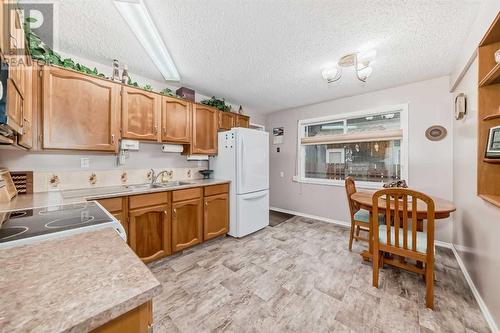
[345,177,359,218]
[372,188,435,259]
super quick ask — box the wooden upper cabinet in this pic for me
[204,193,229,241]
[218,111,236,131]
[17,64,33,149]
[5,55,29,135]
[6,76,24,134]
[191,104,218,155]
[1,3,24,57]
[122,86,161,141]
[236,115,250,128]
[161,96,191,143]
[42,67,120,151]
[172,197,203,252]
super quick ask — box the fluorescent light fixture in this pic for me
[114,0,180,81]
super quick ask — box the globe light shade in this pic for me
[358,65,373,79]
[322,66,339,80]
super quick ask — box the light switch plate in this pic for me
[80,158,90,169]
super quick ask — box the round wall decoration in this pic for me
[425,125,447,141]
[454,93,467,120]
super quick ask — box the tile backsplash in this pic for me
[34,167,205,193]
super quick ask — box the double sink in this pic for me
[62,181,193,199]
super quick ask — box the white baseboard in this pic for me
[451,245,499,333]
[270,206,351,228]
[270,206,452,249]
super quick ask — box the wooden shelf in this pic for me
[479,62,500,87]
[483,112,500,121]
[479,194,500,208]
[483,158,500,164]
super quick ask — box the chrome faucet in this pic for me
[150,169,172,184]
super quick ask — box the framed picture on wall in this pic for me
[485,125,500,159]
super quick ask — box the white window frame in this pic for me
[295,104,409,189]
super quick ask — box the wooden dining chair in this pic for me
[371,188,436,309]
[345,177,384,251]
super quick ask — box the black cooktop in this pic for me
[0,202,114,244]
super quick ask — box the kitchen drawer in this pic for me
[97,197,123,213]
[129,192,170,210]
[172,187,202,202]
[204,183,229,197]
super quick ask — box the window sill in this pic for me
[292,176,385,190]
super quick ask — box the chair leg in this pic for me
[425,260,434,309]
[372,248,380,288]
[356,225,361,237]
[348,221,355,251]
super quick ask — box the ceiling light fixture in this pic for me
[114,0,180,81]
[322,50,376,83]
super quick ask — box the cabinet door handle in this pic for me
[173,208,177,218]
[111,134,115,144]
[205,201,208,206]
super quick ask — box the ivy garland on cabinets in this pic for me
[23,16,177,98]
[200,96,231,112]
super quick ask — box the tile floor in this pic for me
[269,210,295,227]
[148,216,490,333]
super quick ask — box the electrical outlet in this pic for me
[80,158,90,169]
[280,171,284,178]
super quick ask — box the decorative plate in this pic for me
[425,125,447,141]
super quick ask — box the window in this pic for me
[297,105,408,188]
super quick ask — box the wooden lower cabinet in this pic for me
[91,300,152,333]
[95,184,229,262]
[204,193,229,241]
[97,197,128,242]
[172,197,203,252]
[129,203,171,263]
[127,192,171,263]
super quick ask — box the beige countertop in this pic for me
[0,178,230,211]
[0,228,162,333]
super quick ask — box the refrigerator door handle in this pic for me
[240,138,245,189]
[242,192,268,200]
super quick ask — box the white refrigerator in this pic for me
[212,128,269,237]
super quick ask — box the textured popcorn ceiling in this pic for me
[43,0,480,113]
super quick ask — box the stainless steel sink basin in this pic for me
[62,181,193,198]
[129,181,192,190]
[151,181,192,188]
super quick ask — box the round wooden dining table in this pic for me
[350,191,456,260]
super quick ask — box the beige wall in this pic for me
[453,57,500,330]
[266,76,454,242]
